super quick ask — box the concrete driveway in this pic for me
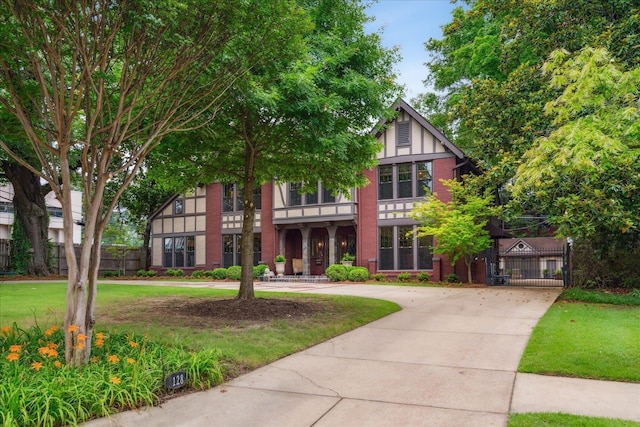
[83,283,565,426]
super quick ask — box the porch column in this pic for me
[301,227,311,275]
[327,225,338,266]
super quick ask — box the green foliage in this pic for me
[274,255,286,263]
[211,268,227,280]
[325,264,348,282]
[253,264,269,279]
[225,266,242,280]
[519,302,640,382]
[190,270,207,279]
[347,267,369,282]
[0,323,223,426]
[561,289,640,306]
[165,269,184,277]
[508,413,640,427]
[512,47,640,243]
[135,270,157,278]
[341,253,355,262]
[9,215,30,274]
[416,272,431,282]
[102,271,120,278]
[396,272,411,282]
[410,179,497,283]
[446,273,459,283]
[371,273,385,282]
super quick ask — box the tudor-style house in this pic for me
[150,99,482,282]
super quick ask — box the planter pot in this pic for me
[275,262,285,276]
[341,261,353,267]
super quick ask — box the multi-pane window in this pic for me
[418,235,433,269]
[378,226,432,271]
[164,236,195,268]
[416,162,433,197]
[223,233,261,267]
[322,187,335,203]
[223,184,235,212]
[378,165,393,200]
[379,227,393,270]
[397,164,413,199]
[174,199,183,214]
[398,226,413,270]
[377,162,433,200]
[224,183,261,211]
[289,183,302,206]
[287,182,337,206]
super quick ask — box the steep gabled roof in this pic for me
[373,98,466,159]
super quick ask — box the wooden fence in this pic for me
[0,239,143,276]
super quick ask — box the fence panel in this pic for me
[1,239,142,276]
[487,242,570,287]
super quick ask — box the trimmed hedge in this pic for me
[348,267,369,282]
[325,264,348,282]
[226,265,242,280]
[211,268,227,280]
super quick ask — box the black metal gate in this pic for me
[486,239,570,287]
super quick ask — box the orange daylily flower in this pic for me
[67,325,79,333]
[95,339,104,348]
[9,345,21,353]
[127,358,135,364]
[95,332,105,340]
[45,326,59,337]
[129,341,138,348]
[54,361,62,368]
[107,354,119,364]
[6,353,19,362]
[31,361,43,371]
[75,342,85,350]
[1,325,10,334]
[110,376,121,385]
[77,333,87,342]
[38,346,51,356]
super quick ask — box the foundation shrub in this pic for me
[325,264,348,282]
[348,267,369,282]
[397,272,411,282]
[225,266,242,280]
[253,264,269,278]
[166,269,184,277]
[211,268,227,280]
[372,273,386,282]
[416,272,430,282]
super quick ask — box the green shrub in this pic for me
[135,270,157,278]
[397,272,411,282]
[204,270,215,278]
[253,264,269,278]
[325,264,348,282]
[226,265,242,280]
[446,273,459,283]
[416,271,431,282]
[372,273,386,282]
[348,267,369,282]
[103,271,120,277]
[211,268,227,280]
[190,270,206,278]
[165,268,184,277]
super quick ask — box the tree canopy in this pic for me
[0,0,306,364]
[150,0,401,299]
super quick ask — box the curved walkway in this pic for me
[83,282,640,426]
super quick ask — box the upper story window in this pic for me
[396,121,410,146]
[378,161,433,200]
[224,183,262,212]
[174,199,183,214]
[378,165,393,200]
[287,182,337,206]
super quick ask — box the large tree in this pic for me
[0,0,303,365]
[152,0,401,300]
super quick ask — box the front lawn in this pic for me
[518,289,640,382]
[0,282,400,426]
[509,413,640,427]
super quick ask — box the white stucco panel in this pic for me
[196,215,206,232]
[196,235,206,265]
[152,237,162,266]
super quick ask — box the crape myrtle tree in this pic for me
[151,0,401,300]
[409,179,498,284]
[0,0,305,365]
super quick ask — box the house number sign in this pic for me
[164,371,187,390]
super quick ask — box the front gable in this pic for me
[374,99,464,161]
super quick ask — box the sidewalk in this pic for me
[82,283,640,426]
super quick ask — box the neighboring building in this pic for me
[0,184,83,244]
[498,237,566,280]
[150,99,483,281]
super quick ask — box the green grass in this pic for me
[519,300,640,382]
[509,413,640,426]
[0,282,401,370]
[561,287,640,306]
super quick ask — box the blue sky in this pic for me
[364,0,459,99]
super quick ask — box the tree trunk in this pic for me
[3,162,50,275]
[465,255,473,284]
[237,139,257,301]
[141,221,152,270]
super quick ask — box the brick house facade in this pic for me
[150,100,485,282]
